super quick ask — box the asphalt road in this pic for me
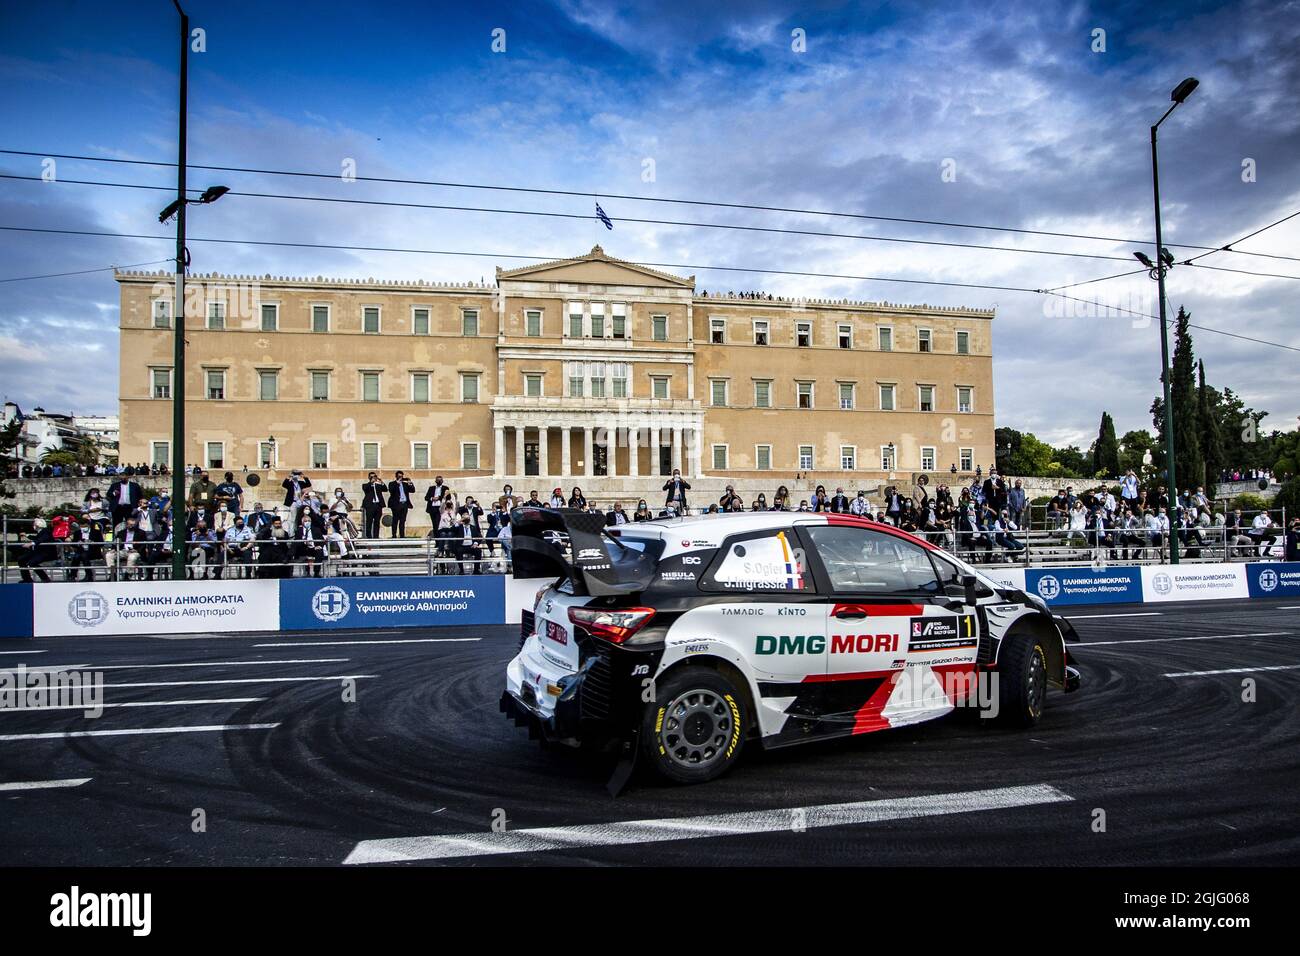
[1,597,1298,866]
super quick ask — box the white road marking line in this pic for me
[0,664,88,674]
[1066,612,1162,619]
[2,698,265,712]
[1165,663,1300,677]
[253,638,481,648]
[1078,631,1289,647]
[0,778,91,791]
[84,675,377,689]
[2,658,348,672]
[0,723,279,741]
[0,650,46,655]
[343,783,1074,865]
[1278,606,1300,610]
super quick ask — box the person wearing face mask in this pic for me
[633,499,651,522]
[330,487,353,519]
[663,470,690,513]
[567,486,587,509]
[424,476,450,527]
[719,484,741,511]
[387,471,416,537]
[485,501,507,567]
[224,516,255,578]
[361,471,387,538]
[281,469,312,533]
[81,488,107,534]
[188,519,217,580]
[256,515,292,578]
[453,506,482,574]
[214,471,244,517]
[294,508,327,577]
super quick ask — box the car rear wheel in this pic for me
[996,632,1048,727]
[641,668,748,784]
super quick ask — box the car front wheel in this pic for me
[996,632,1048,727]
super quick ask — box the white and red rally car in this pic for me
[502,508,1081,785]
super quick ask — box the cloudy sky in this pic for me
[1,0,1297,448]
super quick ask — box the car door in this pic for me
[801,523,977,732]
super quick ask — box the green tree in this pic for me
[0,415,22,502]
[1091,412,1120,477]
[1151,307,1203,493]
[1198,360,1225,491]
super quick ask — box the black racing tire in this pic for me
[996,631,1049,727]
[640,668,748,784]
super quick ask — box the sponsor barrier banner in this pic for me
[1244,561,1300,598]
[1139,563,1249,603]
[32,580,280,637]
[279,575,505,631]
[1025,566,1143,606]
[0,584,34,638]
[980,567,1026,593]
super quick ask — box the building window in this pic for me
[753,320,769,346]
[568,370,584,397]
[798,445,814,470]
[312,305,330,333]
[838,324,852,349]
[755,444,772,471]
[919,385,934,412]
[612,303,627,339]
[795,382,813,409]
[958,386,973,413]
[956,330,970,355]
[152,300,171,328]
[524,373,543,397]
[589,364,606,399]
[310,371,330,401]
[918,328,932,353]
[363,307,380,334]
[462,309,479,336]
[838,383,855,410]
[258,370,278,402]
[754,380,771,408]
[259,442,277,469]
[205,442,224,469]
[651,376,669,400]
[362,442,380,470]
[652,314,668,341]
[612,364,629,398]
[460,373,479,403]
[361,371,380,403]
[568,302,583,338]
[260,303,278,332]
[878,326,893,351]
[590,303,605,338]
[710,379,728,407]
[840,446,856,471]
[796,321,812,347]
[311,442,330,469]
[413,308,430,335]
[411,442,430,470]
[921,446,936,471]
[879,384,896,411]
[712,445,729,471]
[525,309,542,336]
[881,445,896,470]
[205,369,225,400]
[710,317,726,344]
[150,440,170,467]
[151,368,172,399]
[960,448,974,471]
[206,301,225,330]
[412,373,431,404]
[462,442,480,470]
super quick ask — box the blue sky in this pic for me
[1,0,1298,448]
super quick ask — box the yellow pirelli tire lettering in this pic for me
[724,694,742,758]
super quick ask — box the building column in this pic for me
[605,423,617,478]
[628,424,639,477]
[560,425,571,478]
[514,425,525,478]
[584,426,594,478]
[538,425,549,478]
[671,426,683,475]
[688,427,701,478]
[493,426,505,479]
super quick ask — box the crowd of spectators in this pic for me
[6,464,1297,582]
[5,461,169,480]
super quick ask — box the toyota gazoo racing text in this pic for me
[501,508,1082,786]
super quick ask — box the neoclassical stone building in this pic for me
[116,246,994,497]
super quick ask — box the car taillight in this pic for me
[568,606,656,644]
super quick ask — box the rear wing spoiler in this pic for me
[508,507,656,597]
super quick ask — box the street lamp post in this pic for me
[163,1,227,580]
[1139,76,1198,566]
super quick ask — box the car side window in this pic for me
[931,553,995,600]
[701,530,812,593]
[804,525,941,596]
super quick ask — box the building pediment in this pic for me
[497,246,695,289]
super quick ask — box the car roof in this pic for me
[618,512,939,551]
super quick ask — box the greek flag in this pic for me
[595,202,613,230]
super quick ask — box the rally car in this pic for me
[501,508,1081,786]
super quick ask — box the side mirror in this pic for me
[962,574,979,607]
